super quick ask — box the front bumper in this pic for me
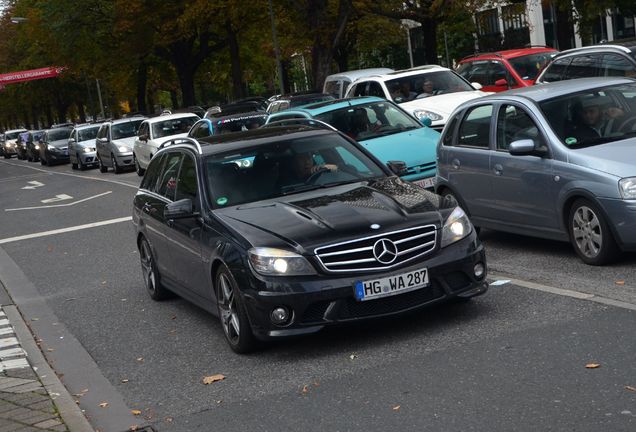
[3,146,17,156]
[598,197,636,251]
[237,234,487,340]
[46,149,70,163]
[78,151,98,165]
[114,152,134,167]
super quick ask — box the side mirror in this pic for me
[68,138,76,144]
[419,117,432,127]
[164,198,197,220]
[138,134,148,142]
[387,160,408,175]
[509,139,547,157]
[494,78,508,87]
[471,82,483,90]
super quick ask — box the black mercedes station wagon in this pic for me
[132,126,488,353]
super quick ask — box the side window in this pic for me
[138,122,149,138]
[353,82,367,97]
[460,62,489,86]
[157,152,184,201]
[489,61,510,85]
[367,82,384,97]
[191,122,211,138]
[457,105,493,148]
[97,126,105,139]
[140,153,166,193]
[279,102,290,111]
[442,114,460,146]
[175,154,198,209]
[564,54,602,79]
[496,105,541,151]
[600,54,634,77]
[70,129,77,141]
[541,57,572,82]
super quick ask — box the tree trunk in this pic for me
[422,19,438,65]
[136,61,148,114]
[226,20,245,100]
[45,105,53,128]
[77,102,86,123]
[311,43,332,91]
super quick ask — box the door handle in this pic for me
[493,164,503,176]
[451,159,460,170]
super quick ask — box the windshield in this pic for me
[112,120,143,140]
[509,52,556,81]
[5,132,21,140]
[540,82,636,148]
[214,114,267,134]
[290,94,334,107]
[204,134,386,207]
[77,126,100,142]
[386,71,474,103]
[48,128,72,141]
[152,116,198,139]
[315,101,421,141]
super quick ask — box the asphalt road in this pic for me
[0,158,634,432]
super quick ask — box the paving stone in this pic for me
[14,410,54,426]
[0,421,23,432]
[1,392,47,406]
[32,418,62,429]
[26,400,55,414]
[1,406,31,420]
[0,378,32,391]
[0,400,21,414]
[50,424,67,432]
[11,383,44,394]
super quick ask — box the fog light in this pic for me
[474,262,485,278]
[271,307,290,325]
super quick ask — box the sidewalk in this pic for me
[0,306,68,431]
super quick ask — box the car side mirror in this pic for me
[509,139,547,157]
[164,198,198,220]
[471,82,483,90]
[138,134,148,142]
[68,138,76,144]
[387,160,408,175]
[419,117,432,127]
[494,79,508,87]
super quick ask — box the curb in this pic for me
[4,305,94,432]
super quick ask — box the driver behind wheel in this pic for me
[288,151,338,184]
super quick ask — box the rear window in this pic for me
[509,52,557,80]
[48,128,72,141]
[152,116,199,139]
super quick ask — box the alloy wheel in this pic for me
[572,205,602,258]
[217,273,240,344]
[139,240,156,295]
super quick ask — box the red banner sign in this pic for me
[0,67,65,85]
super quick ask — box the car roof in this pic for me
[325,68,395,81]
[145,112,199,124]
[459,47,557,62]
[110,117,147,125]
[194,126,335,155]
[211,111,268,122]
[477,77,636,103]
[555,40,636,57]
[4,128,27,133]
[74,123,102,130]
[275,97,386,116]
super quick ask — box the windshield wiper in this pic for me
[281,184,328,195]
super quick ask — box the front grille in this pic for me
[406,162,436,176]
[300,301,331,323]
[315,225,437,273]
[341,282,444,318]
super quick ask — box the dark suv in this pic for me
[535,41,636,84]
[457,47,557,92]
[132,127,488,353]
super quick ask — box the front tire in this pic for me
[98,155,107,173]
[215,265,258,354]
[134,154,145,176]
[138,237,171,300]
[568,198,619,265]
[77,156,85,171]
[112,154,122,174]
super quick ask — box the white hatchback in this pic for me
[133,113,199,175]
[344,65,489,131]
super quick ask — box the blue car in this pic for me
[265,97,441,188]
[188,112,268,139]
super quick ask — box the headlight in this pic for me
[440,206,472,248]
[83,147,95,153]
[413,109,443,122]
[5,143,13,148]
[248,247,316,276]
[47,145,55,151]
[619,177,636,199]
[34,144,40,150]
[118,146,130,153]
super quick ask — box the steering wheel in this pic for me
[618,116,636,134]
[305,167,330,184]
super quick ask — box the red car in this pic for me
[456,47,558,92]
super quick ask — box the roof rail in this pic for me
[563,44,632,54]
[159,137,203,154]
[263,118,338,132]
[460,52,503,61]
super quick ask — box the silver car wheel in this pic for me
[217,273,240,343]
[139,240,156,295]
[572,205,602,258]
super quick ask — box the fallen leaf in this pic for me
[121,379,129,383]
[47,245,53,252]
[302,385,309,394]
[165,417,174,423]
[169,329,176,334]
[625,386,636,392]
[136,357,144,362]
[47,348,54,352]
[393,405,401,411]
[98,402,109,408]
[349,354,357,360]
[585,363,601,369]
[81,389,89,393]
[131,409,142,416]
[615,280,625,286]
[101,281,107,285]
[216,400,222,404]
[171,315,177,320]
[129,426,138,432]
[31,318,39,321]
[313,381,320,387]
[202,374,225,385]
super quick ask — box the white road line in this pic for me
[0,173,48,183]
[0,328,14,336]
[0,347,25,358]
[0,159,139,189]
[5,191,112,212]
[0,337,19,349]
[490,274,636,312]
[0,358,29,371]
[0,216,132,245]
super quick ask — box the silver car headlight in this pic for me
[619,177,636,199]
[118,146,130,153]
[440,207,472,248]
[47,145,55,151]
[248,247,316,276]
[413,109,443,122]
[83,147,95,153]
[34,144,40,150]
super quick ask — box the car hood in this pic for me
[76,139,97,147]
[214,177,452,254]
[151,133,189,147]
[358,127,439,173]
[400,91,489,122]
[48,139,69,148]
[567,140,636,178]
[112,137,136,148]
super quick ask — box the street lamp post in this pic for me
[401,19,422,68]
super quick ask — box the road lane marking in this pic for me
[5,191,112,211]
[490,274,636,312]
[22,180,45,189]
[0,159,139,189]
[0,173,48,183]
[41,194,72,203]
[0,216,132,244]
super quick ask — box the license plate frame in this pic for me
[354,268,429,302]
[413,177,436,189]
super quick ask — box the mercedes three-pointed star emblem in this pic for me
[372,238,398,264]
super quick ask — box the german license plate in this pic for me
[413,177,435,189]
[354,268,429,301]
